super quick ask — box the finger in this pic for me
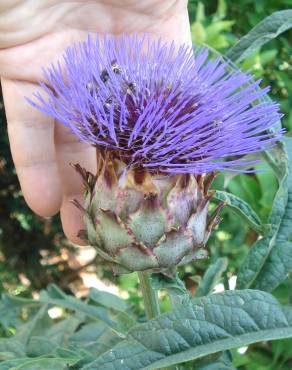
[1,77,62,216]
[55,123,96,245]
[0,31,88,80]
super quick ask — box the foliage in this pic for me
[2,285,292,370]
[0,2,292,370]
[188,0,292,131]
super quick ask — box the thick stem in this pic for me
[138,271,160,320]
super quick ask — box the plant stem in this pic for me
[138,271,160,320]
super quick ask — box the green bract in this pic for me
[73,155,223,274]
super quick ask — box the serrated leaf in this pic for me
[226,10,292,63]
[196,258,228,297]
[81,290,292,370]
[237,137,292,291]
[214,191,265,234]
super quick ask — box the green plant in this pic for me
[0,9,292,370]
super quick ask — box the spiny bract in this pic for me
[73,155,223,274]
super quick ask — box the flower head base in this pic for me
[72,155,223,274]
[31,34,283,175]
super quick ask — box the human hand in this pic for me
[0,0,191,244]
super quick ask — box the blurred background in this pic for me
[0,1,291,368]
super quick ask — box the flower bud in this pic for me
[74,157,223,274]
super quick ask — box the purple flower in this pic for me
[30,34,283,174]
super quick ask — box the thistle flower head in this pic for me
[31,34,283,174]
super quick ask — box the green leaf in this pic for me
[214,191,266,234]
[14,305,52,346]
[214,0,227,20]
[261,141,288,181]
[255,163,278,213]
[191,22,206,44]
[39,289,116,329]
[226,10,292,63]
[252,241,292,292]
[113,311,136,333]
[88,288,135,333]
[206,34,230,49]
[196,2,205,23]
[70,322,121,357]
[89,288,128,312]
[81,290,292,370]
[195,351,235,370]
[56,346,82,360]
[26,337,57,357]
[271,337,292,365]
[45,284,70,300]
[69,322,108,345]
[237,137,292,291]
[151,273,190,306]
[206,21,234,37]
[10,357,78,370]
[260,49,278,66]
[45,317,81,346]
[0,340,25,359]
[0,359,32,370]
[196,258,228,297]
[0,294,36,329]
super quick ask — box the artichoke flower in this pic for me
[31,35,282,274]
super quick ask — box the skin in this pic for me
[0,0,191,244]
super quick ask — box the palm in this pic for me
[0,0,191,244]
